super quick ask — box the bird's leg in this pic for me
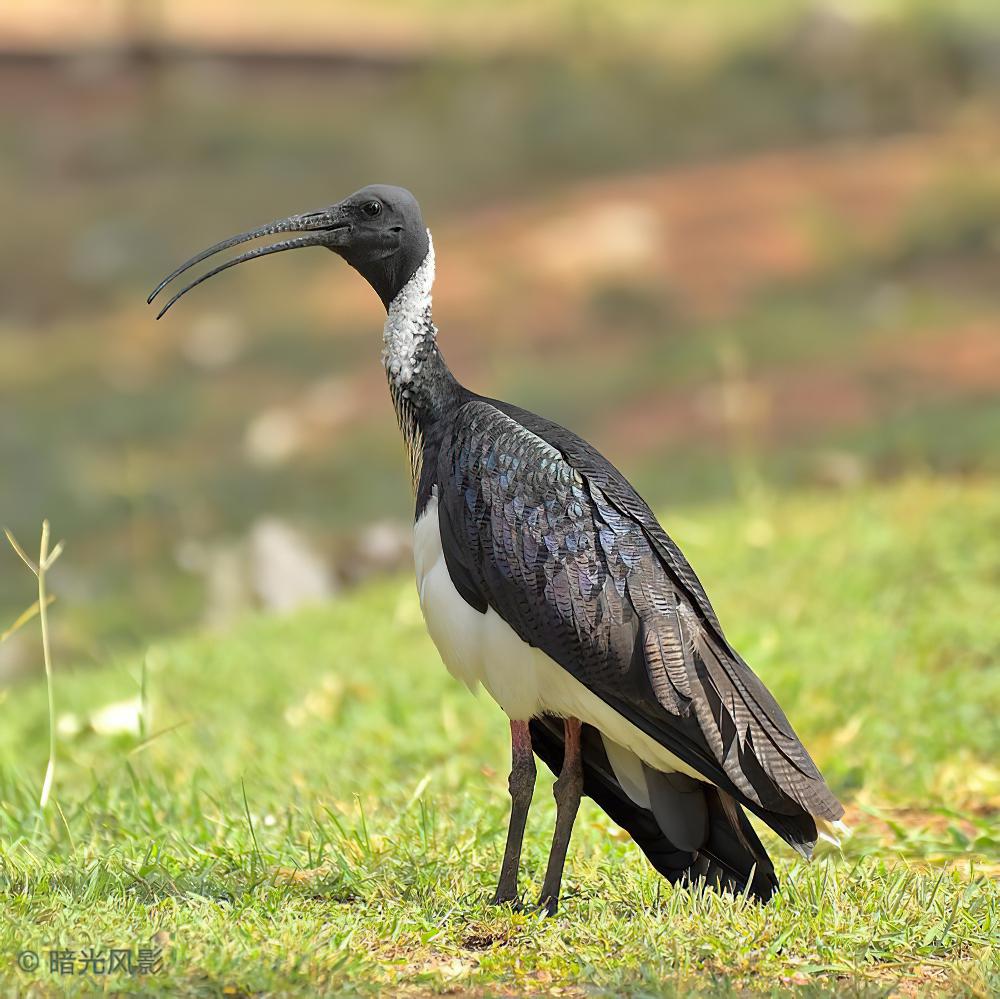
[537,717,583,915]
[492,719,536,907]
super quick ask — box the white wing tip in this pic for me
[816,817,852,847]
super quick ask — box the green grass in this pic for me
[1,476,998,995]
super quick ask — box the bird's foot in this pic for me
[490,889,524,911]
[491,894,558,917]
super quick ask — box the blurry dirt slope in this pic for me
[421,127,1000,330]
[307,127,1000,454]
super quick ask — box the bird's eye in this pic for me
[362,200,382,218]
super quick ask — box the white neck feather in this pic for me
[382,232,436,387]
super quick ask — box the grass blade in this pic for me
[0,596,54,645]
[4,527,38,576]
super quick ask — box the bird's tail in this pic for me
[529,716,778,902]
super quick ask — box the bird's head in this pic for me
[149,184,429,317]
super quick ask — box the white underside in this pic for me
[414,496,702,802]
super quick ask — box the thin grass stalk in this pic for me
[4,520,63,810]
[36,521,57,809]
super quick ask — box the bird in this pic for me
[150,184,846,914]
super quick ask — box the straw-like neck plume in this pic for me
[382,231,436,388]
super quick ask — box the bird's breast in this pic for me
[414,493,546,720]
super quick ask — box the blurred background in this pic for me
[2,0,999,671]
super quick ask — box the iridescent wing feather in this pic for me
[436,399,843,851]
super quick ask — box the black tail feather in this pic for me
[529,717,778,902]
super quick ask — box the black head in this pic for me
[148,184,429,317]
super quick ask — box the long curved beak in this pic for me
[148,206,352,319]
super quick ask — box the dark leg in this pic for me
[538,717,583,915]
[492,719,536,906]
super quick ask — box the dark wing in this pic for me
[437,399,842,851]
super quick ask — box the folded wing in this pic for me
[437,399,843,852]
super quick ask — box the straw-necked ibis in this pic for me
[150,185,845,914]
